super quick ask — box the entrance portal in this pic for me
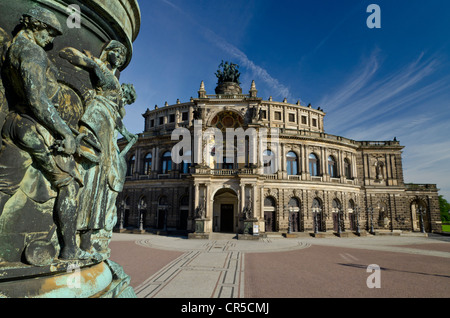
[220,204,234,232]
[213,188,238,233]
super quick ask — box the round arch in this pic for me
[206,109,245,128]
[264,196,277,232]
[212,187,238,233]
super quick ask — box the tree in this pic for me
[439,195,450,222]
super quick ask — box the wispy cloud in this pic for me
[160,0,292,100]
[321,51,447,135]
[320,49,450,198]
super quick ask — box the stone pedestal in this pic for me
[188,219,210,239]
[238,218,259,240]
[243,218,259,235]
[215,82,242,95]
[0,260,135,298]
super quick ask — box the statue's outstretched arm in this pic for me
[60,47,105,85]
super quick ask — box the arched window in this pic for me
[264,196,276,208]
[309,153,319,176]
[286,151,298,175]
[288,197,300,211]
[348,199,355,211]
[332,198,341,210]
[161,151,172,174]
[143,153,152,175]
[344,158,351,179]
[328,156,337,178]
[127,155,135,176]
[312,198,321,209]
[159,196,168,206]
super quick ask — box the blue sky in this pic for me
[120,0,450,201]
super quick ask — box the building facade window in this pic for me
[161,151,172,174]
[127,155,135,176]
[222,156,234,170]
[261,110,267,119]
[309,153,320,176]
[286,151,299,175]
[328,155,337,178]
[288,113,295,122]
[143,153,152,175]
[344,158,351,179]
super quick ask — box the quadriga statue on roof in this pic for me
[215,60,241,85]
[0,7,137,266]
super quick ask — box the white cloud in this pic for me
[323,52,446,134]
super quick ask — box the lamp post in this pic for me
[337,207,342,235]
[369,206,374,234]
[312,201,320,234]
[355,204,360,235]
[139,212,144,231]
[285,204,293,234]
[138,200,147,231]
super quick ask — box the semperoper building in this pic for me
[116,64,441,237]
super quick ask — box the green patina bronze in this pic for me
[0,1,140,298]
[215,60,241,85]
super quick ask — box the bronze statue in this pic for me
[0,8,90,261]
[60,40,138,258]
[215,60,241,85]
[0,9,137,265]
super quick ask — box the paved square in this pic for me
[109,233,450,298]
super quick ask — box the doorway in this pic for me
[220,204,234,232]
[213,188,238,233]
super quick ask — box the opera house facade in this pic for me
[117,65,441,237]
